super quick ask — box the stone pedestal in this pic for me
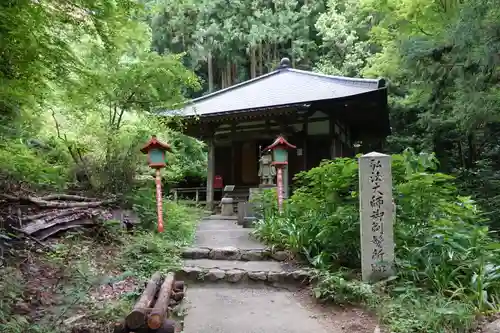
[221,197,234,216]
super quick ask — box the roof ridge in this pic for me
[286,68,384,87]
[183,69,281,106]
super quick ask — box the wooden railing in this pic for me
[170,186,252,205]
[170,187,207,204]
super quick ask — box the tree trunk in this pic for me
[125,272,162,329]
[267,44,271,72]
[226,62,232,87]
[208,51,214,93]
[258,42,263,76]
[221,65,227,89]
[250,45,257,79]
[147,272,175,329]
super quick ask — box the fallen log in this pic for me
[173,280,184,292]
[40,194,99,202]
[22,209,70,222]
[125,272,162,330]
[172,291,184,302]
[147,272,175,330]
[0,194,112,208]
[113,320,129,333]
[156,319,176,333]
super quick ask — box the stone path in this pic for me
[177,216,380,333]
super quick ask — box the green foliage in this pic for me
[254,149,500,331]
[121,185,203,277]
[0,139,71,190]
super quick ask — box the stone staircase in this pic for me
[177,246,311,287]
[173,216,325,333]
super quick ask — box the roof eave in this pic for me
[160,85,387,119]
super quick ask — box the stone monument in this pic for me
[258,153,276,186]
[358,152,395,282]
[220,185,235,216]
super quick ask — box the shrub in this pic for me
[0,139,71,191]
[253,148,500,330]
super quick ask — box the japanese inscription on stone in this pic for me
[359,152,394,282]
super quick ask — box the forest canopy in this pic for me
[1,0,499,216]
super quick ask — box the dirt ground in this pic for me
[294,287,381,333]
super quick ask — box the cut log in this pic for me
[173,280,184,292]
[147,272,175,329]
[0,194,111,208]
[29,198,108,208]
[40,194,99,202]
[126,272,162,330]
[172,291,184,302]
[22,208,84,222]
[155,319,176,333]
[113,320,129,333]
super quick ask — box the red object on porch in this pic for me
[214,175,223,189]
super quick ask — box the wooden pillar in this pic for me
[206,138,215,211]
[231,123,236,184]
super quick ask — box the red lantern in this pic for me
[265,135,296,166]
[140,135,172,233]
[140,135,172,169]
[265,135,296,212]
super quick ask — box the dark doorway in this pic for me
[306,135,331,169]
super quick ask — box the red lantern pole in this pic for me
[264,135,296,214]
[276,167,284,212]
[140,135,171,233]
[155,169,164,233]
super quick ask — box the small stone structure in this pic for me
[359,152,395,282]
[220,197,234,216]
[237,202,247,225]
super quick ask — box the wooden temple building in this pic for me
[163,58,390,208]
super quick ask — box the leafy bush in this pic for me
[120,185,203,277]
[0,139,71,190]
[253,148,500,331]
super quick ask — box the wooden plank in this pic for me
[23,210,90,235]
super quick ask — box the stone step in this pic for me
[182,246,289,261]
[176,259,311,287]
[202,215,237,221]
[195,229,263,249]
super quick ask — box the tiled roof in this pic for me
[161,60,386,117]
